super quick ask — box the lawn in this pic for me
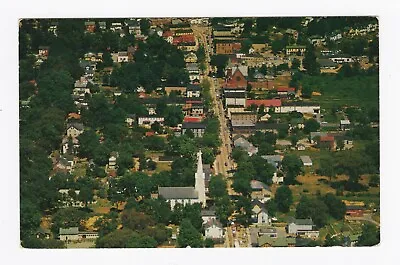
[302,74,379,110]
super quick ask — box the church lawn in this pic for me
[154,162,172,173]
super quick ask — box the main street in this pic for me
[193,25,237,196]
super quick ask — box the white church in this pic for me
[158,150,207,210]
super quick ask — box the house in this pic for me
[230,65,249,78]
[201,210,217,224]
[297,143,306,151]
[159,150,207,209]
[250,180,272,202]
[98,21,107,31]
[286,45,306,56]
[287,218,319,238]
[59,227,99,241]
[215,41,241,54]
[165,86,187,96]
[182,122,206,137]
[84,21,96,33]
[251,200,270,225]
[48,22,58,36]
[162,31,174,44]
[317,58,338,70]
[126,19,141,35]
[346,205,365,217]
[319,135,335,150]
[108,152,119,171]
[186,63,200,82]
[230,111,257,128]
[224,91,246,107]
[38,46,50,58]
[36,227,51,240]
[246,99,282,113]
[300,155,312,166]
[329,54,354,64]
[110,22,123,32]
[309,35,326,46]
[61,136,80,154]
[340,119,351,131]
[184,52,198,63]
[277,87,296,97]
[204,219,224,241]
[261,155,283,169]
[58,189,84,208]
[125,114,136,127]
[186,84,201,98]
[59,227,79,241]
[117,51,129,63]
[138,116,165,127]
[66,123,84,138]
[233,135,258,156]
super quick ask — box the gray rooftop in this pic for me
[182,122,206,129]
[59,227,79,235]
[158,187,198,199]
[300,155,312,164]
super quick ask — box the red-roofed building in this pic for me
[67,113,81,120]
[319,135,335,150]
[277,87,296,96]
[173,34,196,45]
[184,116,203,123]
[162,31,174,44]
[145,131,155,137]
[138,92,147,99]
[223,68,247,89]
[246,99,282,107]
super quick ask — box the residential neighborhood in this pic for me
[19,17,379,249]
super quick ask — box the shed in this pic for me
[300,155,312,166]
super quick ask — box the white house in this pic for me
[186,84,202,98]
[138,116,165,127]
[287,218,319,238]
[66,123,84,138]
[224,91,246,107]
[251,200,270,225]
[329,54,354,64]
[204,219,224,240]
[272,172,283,184]
[117,51,129,63]
[59,227,99,241]
[201,209,217,224]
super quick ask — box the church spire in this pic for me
[195,149,206,207]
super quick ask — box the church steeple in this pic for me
[194,150,206,207]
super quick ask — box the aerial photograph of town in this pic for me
[19,16,380,249]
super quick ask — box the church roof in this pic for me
[158,187,198,199]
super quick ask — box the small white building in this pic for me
[204,219,224,240]
[117,51,129,63]
[300,155,313,166]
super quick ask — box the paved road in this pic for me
[345,214,380,226]
[193,25,237,196]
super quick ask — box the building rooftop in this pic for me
[158,187,198,199]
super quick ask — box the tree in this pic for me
[204,238,215,248]
[20,199,42,240]
[96,229,135,248]
[302,44,320,75]
[209,174,227,199]
[275,186,293,213]
[77,185,94,207]
[177,219,204,248]
[324,234,342,247]
[369,174,380,187]
[215,195,234,226]
[291,58,301,70]
[51,208,88,235]
[322,193,346,220]
[121,209,155,231]
[317,155,336,180]
[357,223,380,246]
[164,105,184,127]
[140,19,151,36]
[266,199,277,217]
[303,118,320,134]
[295,196,329,228]
[22,237,66,249]
[232,177,252,196]
[126,233,158,248]
[282,154,303,183]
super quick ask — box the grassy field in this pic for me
[302,74,379,110]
